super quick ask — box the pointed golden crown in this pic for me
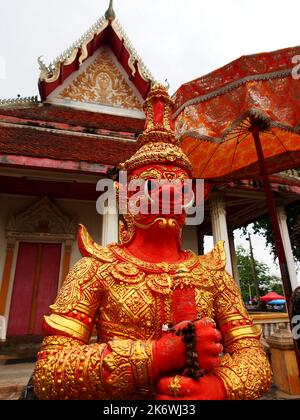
[120,83,192,174]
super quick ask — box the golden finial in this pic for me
[105,0,116,21]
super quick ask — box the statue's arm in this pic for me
[212,270,273,399]
[33,257,184,400]
[33,257,158,399]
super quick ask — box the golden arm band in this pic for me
[213,345,272,400]
[103,339,155,399]
[34,336,108,400]
[221,324,262,347]
[44,314,91,343]
[34,335,155,400]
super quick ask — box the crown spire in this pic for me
[105,0,116,21]
[120,84,192,174]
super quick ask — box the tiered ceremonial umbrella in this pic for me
[173,46,300,310]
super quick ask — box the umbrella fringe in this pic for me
[174,68,292,119]
[177,108,300,143]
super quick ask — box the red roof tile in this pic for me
[0,125,138,166]
[0,103,145,133]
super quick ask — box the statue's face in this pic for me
[124,163,193,231]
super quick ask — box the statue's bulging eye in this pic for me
[144,180,156,203]
[182,184,190,195]
[146,179,156,192]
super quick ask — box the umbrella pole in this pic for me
[252,130,292,301]
[252,129,300,373]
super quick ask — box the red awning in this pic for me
[259,291,285,302]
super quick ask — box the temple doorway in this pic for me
[7,242,61,336]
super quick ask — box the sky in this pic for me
[0,0,299,279]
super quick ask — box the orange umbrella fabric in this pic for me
[173,46,300,181]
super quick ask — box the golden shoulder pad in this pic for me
[198,241,226,271]
[78,224,117,263]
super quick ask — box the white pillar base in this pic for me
[277,206,299,291]
[101,204,119,247]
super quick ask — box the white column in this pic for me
[0,315,7,341]
[277,205,299,290]
[228,230,241,287]
[101,200,119,246]
[210,193,233,275]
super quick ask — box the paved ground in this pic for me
[0,362,34,400]
[1,362,300,400]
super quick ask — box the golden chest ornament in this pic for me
[96,247,216,341]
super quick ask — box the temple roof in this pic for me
[38,3,154,103]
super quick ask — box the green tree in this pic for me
[236,245,283,303]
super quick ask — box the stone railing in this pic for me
[276,169,300,180]
[251,312,290,339]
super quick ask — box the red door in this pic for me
[7,242,61,336]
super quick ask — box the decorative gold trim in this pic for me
[164,294,172,324]
[214,347,272,400]
[168,375,181,397]
[121,142,192,174]
[44,314,91,343]
[218,314,249,327]
[222,325,262,346]
[130,340,154,390]
[79,35,94,66]
[78,224,117,263]
[214,364,244,400]
[110,244,198,273]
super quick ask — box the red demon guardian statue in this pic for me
[33,84,272,400]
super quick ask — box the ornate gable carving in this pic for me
[57,48,143,111]
[6,197,77,236]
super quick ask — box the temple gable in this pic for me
[54,47,143,112]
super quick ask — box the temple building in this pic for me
[0,2,299,349]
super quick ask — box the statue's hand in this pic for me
[153,318,223,378]
[155,373,226,400]
[192,318,223,371]
[153,324,187,377]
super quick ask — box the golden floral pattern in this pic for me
[58,48,143,110]
[214,348,273,400]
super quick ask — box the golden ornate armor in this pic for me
[34,228,271,400]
